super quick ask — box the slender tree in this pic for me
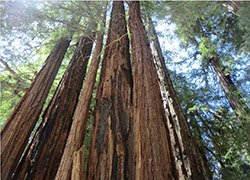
[56,28,105,179]
[128,1,211,179]
[87,2,133,179]
[197,16,250,152]
[172,1,249,175]
[210,56,250,153]
[168,1,249,118]
[197,20,249,119]
[13,35,94,180]
[0,37,71,180]
[210,56,249,114]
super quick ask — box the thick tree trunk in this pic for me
[0,37,71,180]
[13,35,94,180]
[56,30,104,180]
[147,17,211,179]
[128,2,211,179]
[128,2,174,179]
[87,2,133,179]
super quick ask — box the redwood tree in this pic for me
[147,15,211,179]
[0,37,71,180]
[210,56,250,153]
[128,1,210,179]
[87,2,133,179]
[210,56,249,115]
[128,1,173,179]
[56,30,105,180]
[13,35,94,180]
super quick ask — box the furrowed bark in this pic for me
[56,31,104,180]
[13,35,94,180]
[71,145,85,180]
[0,37,71,180]
[87,2,133,180]
[128,2,174,179]
[147,16,211,180]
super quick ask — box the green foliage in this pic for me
[198,37,217,60]
[0,61,34,126]
[1,1,249,179]
[0,0,106,128]
[0,89,20,128]
[237,2,250,52]
[188,104,208,113]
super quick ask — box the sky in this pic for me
[156,20,201,73]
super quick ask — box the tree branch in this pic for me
[0,59,27,86]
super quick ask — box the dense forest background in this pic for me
[1,1,250,179]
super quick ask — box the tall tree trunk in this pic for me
[13,35,94,180]
[147,16,211,179]
[210,57,249,114]
[197,23,249,117]
[56,30,105,180]
[0,37,71,180]
[128,2,211,179]
[210,56,250,153]
[128,2,173,179]
[87,2,133,179]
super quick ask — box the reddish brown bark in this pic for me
[55,31,104,180]
[147,16,211,179]
[87,2,133,179]
[12,35,94,180]
[0,37,71,180]
[128,2,174,179]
